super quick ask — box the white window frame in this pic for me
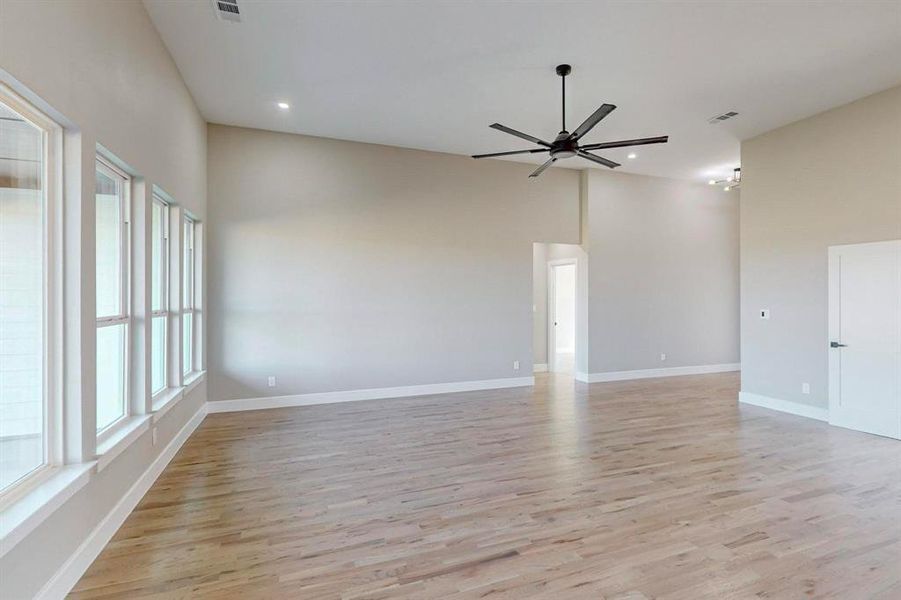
[182,216,196,377]
[0,86,62,504]
[150,196,169,398]
[95,156,132,445]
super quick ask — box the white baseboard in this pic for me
[579,362,740,383]
[533,363,548,373]
[37,402,208,600]
[207,376,535,413]
[738,391,828,422]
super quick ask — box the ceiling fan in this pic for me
[472,64,669,177]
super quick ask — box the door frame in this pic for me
[827,239,901,437]
[547,258,579,373]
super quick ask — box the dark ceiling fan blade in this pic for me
[580,135,669,151]
[529,157,557,178]
[490,123,552,147]
[577,150,620,169]
[569,104,616,141]
[472,148,550,159]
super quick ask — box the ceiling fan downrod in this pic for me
[556,63,572,133]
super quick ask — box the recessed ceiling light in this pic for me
[627,153,637,159]
[724,186,731,191]
[708,179,716,185]
[277,102,290,109]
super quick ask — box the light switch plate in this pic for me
[760,309,770,320]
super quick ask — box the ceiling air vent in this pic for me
[212,0,241,22]
[708,111,739,124]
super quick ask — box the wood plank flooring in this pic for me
[71,373,901,599]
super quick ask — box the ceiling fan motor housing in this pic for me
[550,131,578,159]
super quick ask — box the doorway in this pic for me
[828,240,900,439]
[548,260,577,374]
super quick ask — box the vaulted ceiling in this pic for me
[144,1,901,182]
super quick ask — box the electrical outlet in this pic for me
[513,360,520,371]
[801,382,810,394]
[268,376,276,387]
[152,428,158,446]
[660,353,666,361]
[760,309,770,320]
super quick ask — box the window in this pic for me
[0,91,58,497]
[150,198,168,396]
[95,158,130,438]
[182,216,195,376]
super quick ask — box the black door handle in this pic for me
[830,341,847,348]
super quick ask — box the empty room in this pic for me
[1,1,900,598]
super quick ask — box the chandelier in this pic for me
[709,167,741,191]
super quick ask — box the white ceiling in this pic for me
[144,1,901,182]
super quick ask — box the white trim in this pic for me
[574,371,591,383]
[207,376,535,414]
[95,415,151,472]
[578,363,740,383]
[0,464,94,559]
[0,84,64,500]
[95,315,129,327]
[738,391,829,422]
[150,372,204,424]
[533,363,548,373]
[35,402,207,600]
[151,387,183,423]
[183,370,205,395]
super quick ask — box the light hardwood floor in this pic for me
[71,373,901,599]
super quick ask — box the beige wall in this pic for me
[740,85,901,409]
[584,170,740,375]
[0,1,206,216]
[0,1,207,597]
[207,124,580,402]
[208,122,739,397]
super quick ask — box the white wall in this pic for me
[207,124,580,402]
[583,171,740,376]
[740,84,901,409]
[0,1,207,597]
[552,264,576,352]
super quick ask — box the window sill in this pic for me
[0,463,95,559]
[96,415,151,473]
[183,370,205,395]
[151,371,205,424]
[152,387,184,423]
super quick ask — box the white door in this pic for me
[548,262,576,374]
[828,240,901,439]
